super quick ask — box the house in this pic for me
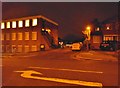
[0,15,59,53]
[90,17,120,49]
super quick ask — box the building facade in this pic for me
[0,15,58,53]
[90,17,120,49]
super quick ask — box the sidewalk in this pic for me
[1,48,62,58]
[73,50,118,62]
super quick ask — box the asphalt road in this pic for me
[2,49,119,87]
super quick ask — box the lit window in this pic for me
[46,29,51,33]
[31,45,37,51]
[24,45,29,52]
[104,36,113,41]
[107,27,110,30]
[1,33,4,40]
[106,24,111,30]
[25,20,30,27]
[18,32,23,40]
[1,22,5,29]
[32,19,37,26]
[32,32,37,40]
[7,22,10,28]
[6,33,10,40]
[18,45,22,52]
[96,27,100,31]
[18,21,23,28]
[25,32,29,40]
[12,21,16,28]
[12,33,16,40]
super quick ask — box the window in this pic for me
[12,33,16,40]
[93,36,101,43]
[1,33,4,40]
[31,45,37,51]
[18,45,22,52]
[32,32,37,40]
[6,33,10,40]
[25,32,29,40]
[104,36,113,41]
[18,32,23,40]
[32,19,37,26]
[25,20,30,27]
[24,45,29,52]
[12,21,16,28]
[12,45,16,52]
[2,45,4,52]
[6,45,10,52]
[18,21,23,28]
[7,22,10,28]
[1,22,5,29]
[95,27,100,31]
[106,24,111,30]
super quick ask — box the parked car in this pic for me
[100,40,119,51]
[72,42,83,51]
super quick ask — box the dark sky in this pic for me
[2,2,118,40]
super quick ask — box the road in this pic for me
[2,49,119,87]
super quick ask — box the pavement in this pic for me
[72,50,118,62]
[1,48,66,58]
[1,48,119,62]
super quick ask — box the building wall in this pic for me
[90,20,119,50]
[90,35,102,49]
[1,16,58,53]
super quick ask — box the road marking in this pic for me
[29,67,103,74]
[15,70,102,87]
[74,56,103,61]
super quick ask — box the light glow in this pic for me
[1,22,5,29]
[32,32,37,40]
[25,20,30,27]
[107,26,110,30]
[46,29,51,33]
[18,32,23,40]
[7,22,10,28]
[12,33,16,40]
[18,21,23,27]
[25,32,29,40]
[12,21,16,28]
[32,19,37,26]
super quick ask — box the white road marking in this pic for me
[15,70,102,87]
[29,66,103,74]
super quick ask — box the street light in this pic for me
[86,26,91,40]
[82,25,91,50]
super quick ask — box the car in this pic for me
[72,42,83,51]
[100,40,119,51]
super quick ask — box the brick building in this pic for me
[90,17,120,49]
[0,15,59,53]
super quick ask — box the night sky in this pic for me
[2,2,118,41]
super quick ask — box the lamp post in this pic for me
[82,25,91,50]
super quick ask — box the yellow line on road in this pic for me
[15,70,103,87]
[29,67,103,74]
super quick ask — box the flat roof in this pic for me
[1,15,58,26]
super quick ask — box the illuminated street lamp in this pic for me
[86,26,91,40]
[82,25,91,50]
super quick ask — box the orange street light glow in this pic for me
[86,26,91,30]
